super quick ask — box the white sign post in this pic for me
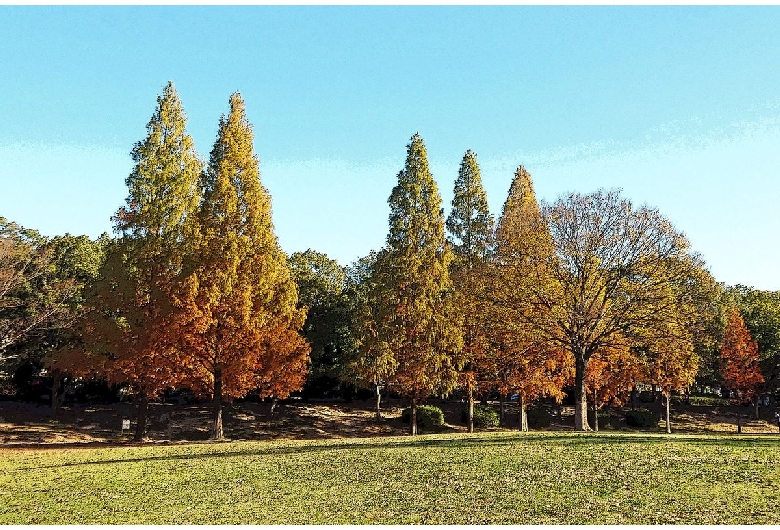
[122,418,130,434]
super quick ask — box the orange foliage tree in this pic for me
[488,166,572,430]
[585,343,644,431]
[173,93,309,440]
[720,305,764,433]
[85,82,202,440]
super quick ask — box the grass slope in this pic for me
[2,431,779,524]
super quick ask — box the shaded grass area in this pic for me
[2,431,780,524]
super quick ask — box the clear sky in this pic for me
[1,6,779,290]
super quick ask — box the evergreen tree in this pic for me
[375,133,464,435]
[445,149,495,432]
[174,93,309,440]
[89,81,202,440]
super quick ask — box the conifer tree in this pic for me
[490,166,570,431]
[446,149,495,432]
[174,93,309,440]
[375,133,464,435]
[88,81,201,440]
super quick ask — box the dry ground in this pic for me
[1,397,779,447]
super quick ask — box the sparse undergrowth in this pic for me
[2,431,780,524]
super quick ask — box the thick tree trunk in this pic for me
[518,394,528,432]
[467,387,474,433]
[134,392,148,442]
[574,355,590,431]
[212,368,224,440]
[375,385,382,421]
[410,397,417,435]
[665,391,671,434]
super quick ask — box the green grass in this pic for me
[2,431,780,524]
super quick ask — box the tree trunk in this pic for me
[737,409,742,434]
[212,368,224,440]
[467,387,474,433]
[593,391,599,433]
[375,384,382,421]
[573,355,590,431]
[134,392,148,442]
[755,396,760,420]
[652,384,658,403]
[631,386,637,411]
[499,395,505,422]
[518,394,528,432]
[270,397,279,415]
[410,397,417,435]
[50,369,61,419]
[665,391,671,434]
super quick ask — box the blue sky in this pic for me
[1,6,779,290]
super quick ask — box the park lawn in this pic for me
[1,431,779,524]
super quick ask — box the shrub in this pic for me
[587,409,613,429]
[401,405,445,429]
[526,407,551,429]
[625,409,658,428]
[460,405,500,428]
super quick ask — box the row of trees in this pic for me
[2,82,778,438]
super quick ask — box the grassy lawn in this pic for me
[2,431,779,524]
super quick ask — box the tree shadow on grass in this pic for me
[11,430,780,471]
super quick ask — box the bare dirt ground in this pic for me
[1,397,779,448]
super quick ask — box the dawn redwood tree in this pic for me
[720,305,764,433]
[445,149,495,433]
[88,81,202,440]
[375,133,464,435]
[489,166,571,431]
[174,93,309,440]
[532,189,701,431]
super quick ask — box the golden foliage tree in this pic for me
[87,81,202,440]
[445,149,495,432]
[374,133,464,435]
[174,93,309,440]
[489,166,572,431]
[533,189,701,431]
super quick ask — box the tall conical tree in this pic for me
[375,133,464,435]
[491,165,570,431]
[446,149,494,265]
[174,93,309,440]
[89,81,202,440]
[446,149,495,432]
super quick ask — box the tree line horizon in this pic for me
[1,81,777,439]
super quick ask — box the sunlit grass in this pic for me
[2,431,779,524]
